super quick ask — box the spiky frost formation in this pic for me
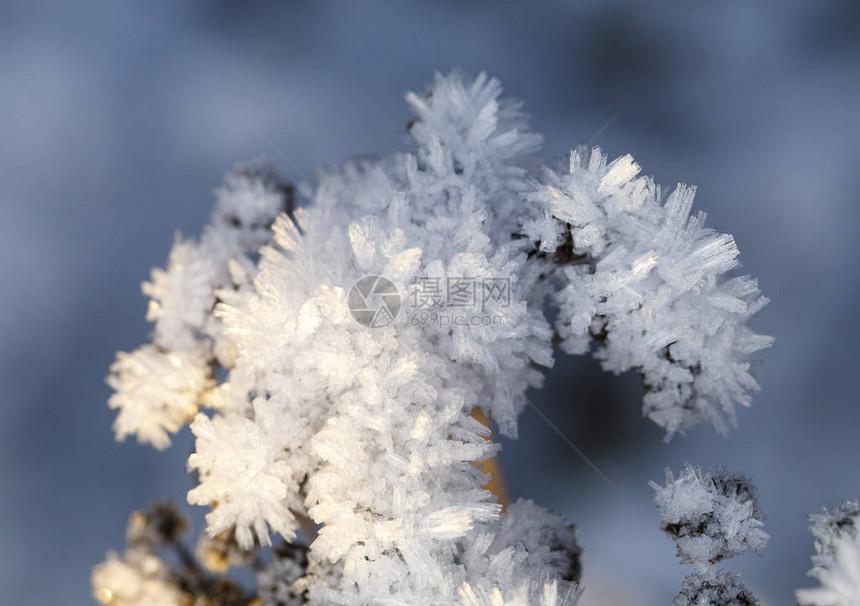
[652,465,768,568]
[404,71,543,240]
[202,71,568,604]
[144,165,289,355]
[807,500,860,575]
[102,71,772,605]
[107,344,212,449]
[257,543,309,606]
[652,465,767,606]
[675,569,759,606]
[187,403,301,549]
[106,167,291,448]
[93,503,255,606]
[797,505,860,606]
[797,526,860,606]
[469,498,582,584]
[526,147,773,438]
[457,578,581,606]
[451,499,581,606]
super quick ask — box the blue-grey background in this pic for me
[1,1,858,604]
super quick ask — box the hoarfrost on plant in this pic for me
[98,70,773,606]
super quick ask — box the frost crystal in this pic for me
[107,166,291,449]
[101,71,773,605]
[91,550,182,606]
[652,465,768,568]
[797,504,860,605]
[475,498,582,584]
[187,404,301,549]
[257,543,309,606]
[653,465,767,605]
[107,344,212,450]
[807,500,860,574]
[675,569,759,606]
[93,503,254,606]
[527,148,773,438]
[797,527,860,606]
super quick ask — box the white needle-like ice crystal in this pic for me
[652,465,768,605]
[102,71,772,605]
[651,465,768,568]
[107,344,212,450]
[797,504,860,606]
[806,500,860,575]
[798,525,860,606]
[527,148,773,438]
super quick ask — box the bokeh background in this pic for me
[2,1,859,604]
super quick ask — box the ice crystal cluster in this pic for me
[652,465,768,605]
[93,550,184,606]
[93,503,255,606]
[529,151,772,438]
[96,72,772,605]
[797,500,860,605]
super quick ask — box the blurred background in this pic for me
[1,1,858,604]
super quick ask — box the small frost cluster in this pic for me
[101,71,771,604]
[92,550,183,606]
[806,500,860,575]
[675,570,759,606]
[652,464,768,605]
[92,503,253,606]
[257,543,310,606]
[108,165,291,449]
[797,500,860,606]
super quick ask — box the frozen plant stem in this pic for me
[471,406,510,511]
